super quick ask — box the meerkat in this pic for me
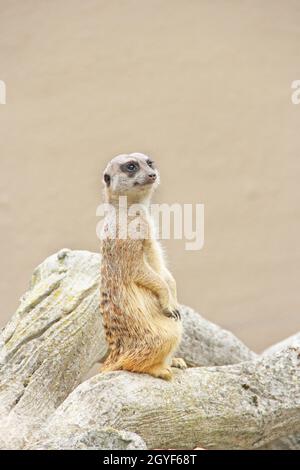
[99,152,186,380]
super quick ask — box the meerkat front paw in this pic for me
[171,357,187,369]
[162,307,181,320]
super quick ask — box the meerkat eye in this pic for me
[126,163,136,172]
[147,160,154,168]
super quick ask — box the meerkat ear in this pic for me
[103,173,111,187]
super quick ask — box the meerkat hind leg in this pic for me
[100,361,122,373]
[171,357,187,369]
[101,353,173,380]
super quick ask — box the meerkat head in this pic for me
[103,153,160,203]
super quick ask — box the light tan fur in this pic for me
[100,153,186,380]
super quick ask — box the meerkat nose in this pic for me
[148,173,157,180]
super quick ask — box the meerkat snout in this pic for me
[135,171,157,186]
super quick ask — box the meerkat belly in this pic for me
[117,283,182,344]
[102,282,180,345]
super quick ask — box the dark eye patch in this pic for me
[120,161,140,176]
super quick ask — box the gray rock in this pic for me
[0,249,298,449]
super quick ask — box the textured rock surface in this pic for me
[0,249,105,449]
[263,332,300,355]
[261,332,300,450]
[264,434,300,450]
[178,305,256,366]
[0,249,255,448]
[29,427,146,450]
[34,347,300,450]
[0,249,299,450]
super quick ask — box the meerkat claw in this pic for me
[171,357,187,369]
[163,308,181,320]
[173,308,181,320]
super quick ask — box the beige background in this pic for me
[0,0,299,351]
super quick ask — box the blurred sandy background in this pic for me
[0,0,299,351]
